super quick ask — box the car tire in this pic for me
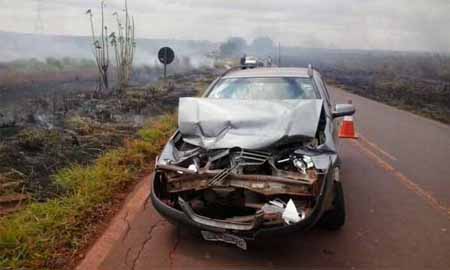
[319,181,346,230]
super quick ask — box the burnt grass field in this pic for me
[282,50,450,124]
[324,71,450,123]
[0,63,216,215]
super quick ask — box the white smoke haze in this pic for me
[0,0,449,53]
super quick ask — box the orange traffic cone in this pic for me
[339,116,358,139]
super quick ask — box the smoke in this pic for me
[1,0,449,53]
[2,0,449,53]
[0,31,216,68]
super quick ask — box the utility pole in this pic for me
[34,0,44,34]
[278,42,281,67]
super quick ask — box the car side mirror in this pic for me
[332,104,355,118]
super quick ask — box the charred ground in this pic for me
[281,49,450,123]
[0,63,216,215]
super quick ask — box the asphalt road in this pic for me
[89,87,450,270]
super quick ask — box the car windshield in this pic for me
[207,77,319,100]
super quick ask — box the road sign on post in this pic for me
[158,47,175,79]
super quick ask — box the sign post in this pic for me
[158,47,175,79]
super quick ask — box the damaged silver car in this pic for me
[151,66,355,249]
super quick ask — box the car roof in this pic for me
[223,67,311,79]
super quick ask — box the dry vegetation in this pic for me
[87,0,136,90]
[0,58,97,88]
[0,68,215,212]
[0,59,215,268]
[0,115,176,269]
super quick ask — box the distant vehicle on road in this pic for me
[151,65,356,249]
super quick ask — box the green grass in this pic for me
[0,115,177,269]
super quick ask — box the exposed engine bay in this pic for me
[154,134,329,229]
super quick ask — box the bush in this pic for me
[139,113,177,146]
[65,116,97,136]
[17,129,52,151]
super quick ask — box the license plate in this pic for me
[201,231,247,250]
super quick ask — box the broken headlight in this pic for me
[292,155,314,174]
[277,155,315,174]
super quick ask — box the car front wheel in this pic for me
[319,181,346,230]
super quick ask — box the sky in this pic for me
[1,0,449,52]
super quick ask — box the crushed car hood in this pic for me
[178,98,324,149]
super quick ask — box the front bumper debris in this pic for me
[151,163,334,239]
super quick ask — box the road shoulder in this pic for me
[76,175,153,270]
